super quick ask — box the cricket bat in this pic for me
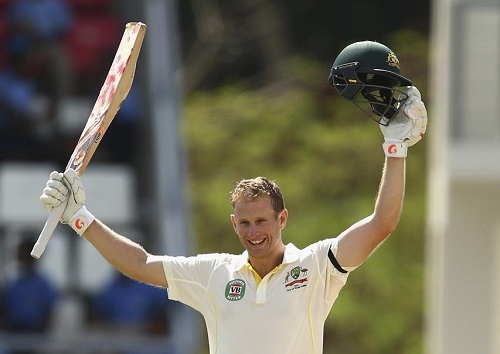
[31,22,147,259]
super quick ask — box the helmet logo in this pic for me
[386,52,400,69]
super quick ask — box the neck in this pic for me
[248,244,286,278]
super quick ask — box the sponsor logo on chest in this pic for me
[283,266,308,292]
[225,279,246,301]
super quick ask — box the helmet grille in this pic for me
[329,59,410,125]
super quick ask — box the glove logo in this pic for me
[387,143,398,155]
[74,217,86,230]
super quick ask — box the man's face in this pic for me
[230,194,288,260]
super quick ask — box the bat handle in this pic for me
[31,203,65,259]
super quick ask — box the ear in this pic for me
[279,209,288,229]
[230,214,238,234]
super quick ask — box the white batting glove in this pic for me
[40,171,67,211]
[40,169,95,235]
[380,86,428,157]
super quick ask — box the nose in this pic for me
[247,224,259,237]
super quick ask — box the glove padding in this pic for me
[380,86,428,157]
[40,169,94,235]
[40,171,68,211]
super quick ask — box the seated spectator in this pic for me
[0,47,38,161]
[90,271,171,335]
[0,234,59,334]
[1,0,75,161]
[6,0,75,98]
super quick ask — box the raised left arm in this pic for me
[336,157,405,267]
[336,86,427,267]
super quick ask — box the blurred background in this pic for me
[0,0,499,354]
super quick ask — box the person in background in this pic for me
[0,233,59,354]
[3,0,74,161]
[90,271,171,336]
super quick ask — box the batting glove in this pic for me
[380,86,428,157]
[40,169,95,235]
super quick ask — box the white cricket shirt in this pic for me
[161,238,351,354]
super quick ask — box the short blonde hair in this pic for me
[230,177,285,212]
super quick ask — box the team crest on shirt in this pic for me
[283,266,308,292]
[225,279,246,301]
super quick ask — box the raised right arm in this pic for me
[40,170,168,288]
[82,220,168,287]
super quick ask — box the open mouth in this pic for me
[249,239,265,246]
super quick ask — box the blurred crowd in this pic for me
[0,1,166,353]
[0,0,143,166]
[0,230,174,354]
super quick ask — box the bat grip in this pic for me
[31,203,65,259]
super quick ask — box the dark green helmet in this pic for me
[329,41,412,124]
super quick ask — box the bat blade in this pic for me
[31,22,147,259]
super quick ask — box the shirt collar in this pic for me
[282,243,300,264]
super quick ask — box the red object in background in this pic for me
[0,17,7,69]
[67,0,113,12]
[64,15,121,77]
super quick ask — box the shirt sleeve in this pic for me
[310,238,356,303]
[161,253,229,312]
[328,238,358,274]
